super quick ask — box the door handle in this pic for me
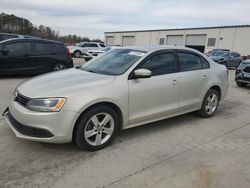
[203,75,208,79]
[172,80,178,85]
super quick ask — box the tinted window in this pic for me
[35,43,51,54]
[178,53,202,71]
[83,43,98,47]
[140,53,176,76]
[231,52,240,57]
[201,57,210,69]
[52,44,65,53]
[100,44,105,47]
[5,42,31,54]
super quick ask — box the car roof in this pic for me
[0,38,64,45]
[118,45,202,53]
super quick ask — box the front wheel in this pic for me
[197,89,220,118]
[74,105,119,151]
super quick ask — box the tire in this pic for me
[236,81,247,87]
[53,63,67,71]
[197,89,220,118]
[74,105,119,151]
[73,51,82,58]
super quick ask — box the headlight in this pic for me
[26,98,66,112]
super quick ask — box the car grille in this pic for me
[7,112,53,138]
[15,92,30,106]
[241,77,250,82]
[244,66,250,73]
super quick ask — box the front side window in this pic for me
[140,53,176,76]
[81,49,145,75]
[178,53,202,72]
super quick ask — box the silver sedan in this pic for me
[3,46,229,150]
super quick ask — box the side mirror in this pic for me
[133,69,152,79]
[1,48,9,55]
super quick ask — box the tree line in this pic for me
[0,13,103,43]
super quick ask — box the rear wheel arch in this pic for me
[209,85,221,100]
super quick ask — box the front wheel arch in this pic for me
[72,102,123,141]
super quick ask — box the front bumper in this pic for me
[2,99,79,143]
[235,72,250,84]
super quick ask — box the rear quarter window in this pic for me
[35,42,52,54]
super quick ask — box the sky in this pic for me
[1,0,250,39]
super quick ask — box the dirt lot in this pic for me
[0,62,250,188]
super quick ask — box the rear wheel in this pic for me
[197,89,220,118]
[73,51,82,58]
[236,81,247,87]
[53,63,67,71]
[74,105,119,151]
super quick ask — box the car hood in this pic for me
[17,68,116,98]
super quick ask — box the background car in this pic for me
[235,59,250,87]
[0,33,39,42]
[3,46,228,150]
[67,42,105,59]
[209,51,242,68]
[0,38,73,75]
[205,49,230,57]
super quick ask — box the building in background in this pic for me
[105,25,250,55]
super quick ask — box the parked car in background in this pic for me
[0,38,73,75]
[235,59,250,87]
[3,46,228,150]
[206,49,230,57]
[0,33,39,42]
[209,51,242,68]
[67,42,105,59]
[86,46,120,61]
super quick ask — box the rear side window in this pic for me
[100,44,105,47]
[5,42,31,54]
[52,44,65,53]
[35,42,51,54]
[140,53,177,76]
[178,53,202,72]
[201,57,210,69]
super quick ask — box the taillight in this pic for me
[66,48,71,57]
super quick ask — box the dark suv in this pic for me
[0,38,73,75]
[0,33,39,42]
[235,60,250,87]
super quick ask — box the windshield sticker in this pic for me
[128,51,145,57]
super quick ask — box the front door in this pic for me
[0,41,33,75]
[128,51,179,126]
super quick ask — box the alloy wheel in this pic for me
[205,93,218,115]
[84,113,115,146]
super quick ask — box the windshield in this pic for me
[213,51,229,57]
[81,49,146,75]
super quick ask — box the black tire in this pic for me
[74,105,119,151]
[53,63,67,71]
[197,89,220,118]
[73,50,82,58]
[236,81,247,87]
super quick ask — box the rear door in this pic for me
[228,52,242,67]
[0,41,33,74]
[33,42,54,73]
[176,51,210,113]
